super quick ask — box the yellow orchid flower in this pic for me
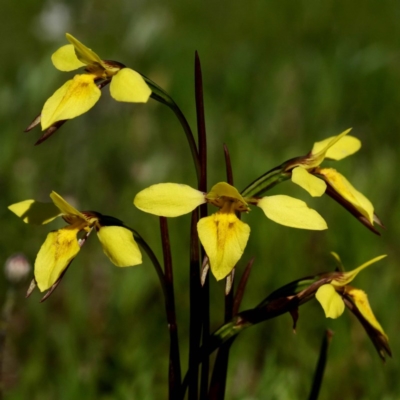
[315,254,386,328]
[315,254,390,360]
[290,129,376,227]
[134,182,327,280]
[39,33,151,130]
[8,192,142,292]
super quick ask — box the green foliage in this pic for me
[1,0,399,398]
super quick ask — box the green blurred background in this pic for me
[1,0,400,398]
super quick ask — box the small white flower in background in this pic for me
[4,253,31,284]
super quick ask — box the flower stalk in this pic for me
[160,217,181,399]
[308,330,334,400]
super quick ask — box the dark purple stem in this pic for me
[195,51,210,400]
[160,217,181,399]
[188,209,201,400]
[208,144,235,400]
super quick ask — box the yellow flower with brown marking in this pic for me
[288,129,380,231]
[316,254,386,329]
[38,33,151,130]
[314,253,390,360]
[9,192,142,292]
[134,182,327,280]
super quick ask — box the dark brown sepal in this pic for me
[25,114,41,132]
[324,183,381,235]
[290,308,299,332]
[343,296,392,361]
[35,120,67,145]
[39,263,72,302]
[25,279,37,298]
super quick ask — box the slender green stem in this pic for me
[142,75,201,184]
[241,164,291,198]
[131,230,168,305]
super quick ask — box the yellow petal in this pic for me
[257,195,328,230]
[291,167,327,197]
[197,213,250,281]
[315,284,345,318]
[311,128,352,158]
[66,33,103,66]
[41,74,101,129]
[50,192,87,221]
[346,287,388,340]
[134,183,206,217]
[325,136,361,160]
[319,168,374,223]
[35,226,81,291]
[109,68,152,103]
[8,200,60,225]
[312,130,360,161]
[332,255,386,287]
[51,44,86,71]
[97,226,142,267]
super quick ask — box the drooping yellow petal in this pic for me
[51,44,86,71]
[291,167,327,197]
[50,192,87,221]
[41,74,101,129]
[134,183,206,217]
[346,287,388,340]
[97,226,142,267]
[319,168,374,223]
[312,130,360,161]
[109,68,151,103]
[315,284,345,318]
[257,195,327,230]
[8,200,61,225]
[197,213,250,281]
[66,33,103,66]
[331,255,386,287]
[34,226,81,291]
